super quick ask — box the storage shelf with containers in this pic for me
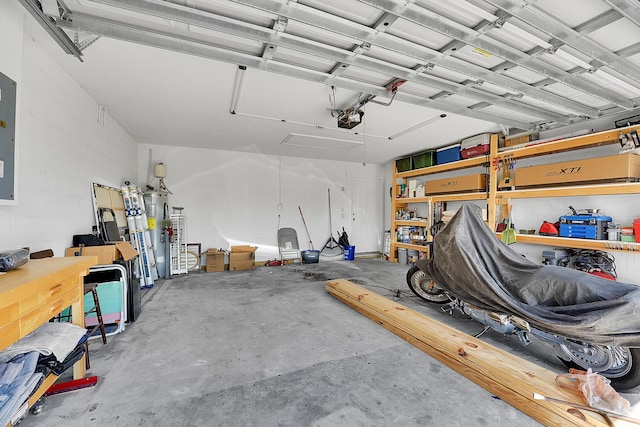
[390,133,498,264]
[491,125,640,253]
[390,125,640,265]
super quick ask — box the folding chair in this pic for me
[277,228,301,264]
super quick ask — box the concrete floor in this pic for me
[19,258,640,426]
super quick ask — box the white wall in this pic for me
[138,144,385,261]
[0,4,138,256]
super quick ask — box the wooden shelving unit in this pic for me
[390,126,640,263]
[493,127,631,162]
[390,134,498,262]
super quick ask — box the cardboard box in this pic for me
[515,153,640,188]
[65,242,138,264]
[425,174,487,194]
[505,132,539,147]
[229,246,258,271]
[205,249,225,272]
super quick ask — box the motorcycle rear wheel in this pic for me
[406,266,449,304]
[559,343,640,391]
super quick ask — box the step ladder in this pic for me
[122,181,158,288]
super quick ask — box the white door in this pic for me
[350,177,383,253]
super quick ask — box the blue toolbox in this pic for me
[559,214,612,240]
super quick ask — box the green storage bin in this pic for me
[412,150,435,169]
[396,157,412,172]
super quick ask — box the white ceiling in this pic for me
[18,0,640,164]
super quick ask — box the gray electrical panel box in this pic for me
[0,72,16,201]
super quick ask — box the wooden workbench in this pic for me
[0,256,97,418]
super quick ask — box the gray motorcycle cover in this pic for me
[416,204,640,347]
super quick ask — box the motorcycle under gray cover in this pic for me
[416,204,640,347]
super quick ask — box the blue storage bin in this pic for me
[344,245,355,261]
[436,144,462,164]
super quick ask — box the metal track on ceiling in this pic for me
[24,0,640,131]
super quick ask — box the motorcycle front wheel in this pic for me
[559,343,640,391]
[406,266,449,304]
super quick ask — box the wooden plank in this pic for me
[431,191,487,202]
[395,220,429,226]
[28,374,58,407]
[395,242,430,253]
[394,197,430,204]
[497,182,640,198]
[491,232,640,253]
[488,134,499,232]
[326,279,610,427]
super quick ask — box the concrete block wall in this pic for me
[0,4,138,256]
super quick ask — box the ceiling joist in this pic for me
[25,0,640,135]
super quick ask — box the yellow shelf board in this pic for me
[495,182,640,199]
[393,242,430,251]
[396,156,487,178]
[496,125,640,161]
[493,232,640,251]
[395,220,429,226]
[394,197,430,204]
[431,192,487,201]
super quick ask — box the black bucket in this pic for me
[302,250,320,264]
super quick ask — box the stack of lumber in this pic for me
[327,279,615,427]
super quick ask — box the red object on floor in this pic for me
[589,271,616,281]
[44,376,98,396]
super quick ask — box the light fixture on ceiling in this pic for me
[281,133,364,151]
[388,114,447,140]
[230,65,246,114]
